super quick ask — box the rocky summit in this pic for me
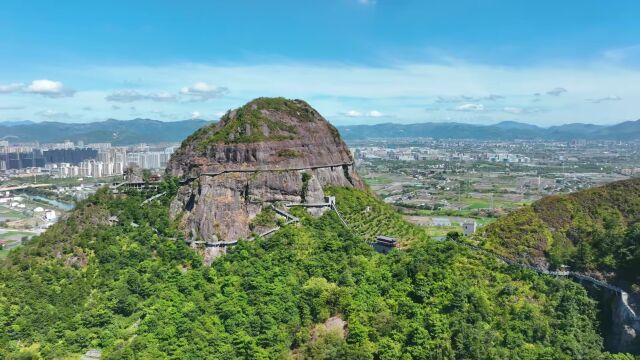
[167,97,365,253]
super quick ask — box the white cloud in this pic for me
[342,110,388,118]
[436,94,503,103]
[586,95,622,104]
[36,109,72,119]
[0,83,24,94]
[345,110,363,117]
[25,80,75,98]
[106,90,176,102]
[214,111,227,118]
[546,87,567,96]
[8,59,640,125]
[454,103,484,112]
[180,82,229,101]
[191,111,202,119]
[367,110,385,117]
[502,106,544,114]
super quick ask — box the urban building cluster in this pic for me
[353,146,530,163]
[0,140,176,178]
[0,193,58,225]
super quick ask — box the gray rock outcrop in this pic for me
[167,97,365,244]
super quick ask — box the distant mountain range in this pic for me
[337,120,640,141]
[1,118,639,145]
[0,118,211,145]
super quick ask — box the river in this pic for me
[27,195,75,211]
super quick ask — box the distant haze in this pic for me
[2,118,639,145]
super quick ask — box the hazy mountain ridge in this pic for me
[2,118,639,145]
[0,118,211,145]
[339,119,640,140]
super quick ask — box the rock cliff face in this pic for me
[167,97,364,244]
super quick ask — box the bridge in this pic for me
[0,183,55,192]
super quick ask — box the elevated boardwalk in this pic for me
[140,192,167,206]
[180,162,354,183]
[183,198,352,252]
[110,181,159,192]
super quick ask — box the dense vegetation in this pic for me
[194,98,323,147]
[0,181,632,359]
[326,187,428,245]
[479,178,640,286]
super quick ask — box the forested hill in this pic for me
[0,180,618,358]
[479,177,640,285]
[0,118,210,145]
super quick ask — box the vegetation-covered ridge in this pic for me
[183,97,334,147]
[479,177,640,285]
[0,180,628,359]
[0,118,211,145]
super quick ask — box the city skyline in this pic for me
[0,1,639,125]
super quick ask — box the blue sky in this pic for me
[0,0,639,125]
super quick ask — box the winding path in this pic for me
[178,162,354,184]
[451,239,639,319]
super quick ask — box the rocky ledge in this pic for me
[166,97,365,246]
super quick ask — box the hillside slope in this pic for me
[0,97,622,358]
[478,177,640,285]
[0,181,613,359]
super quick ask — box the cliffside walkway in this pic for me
[182,199,352,251]
[272,206,300,223]
[450,238,638,319]
[140,192,167,206]
[110,181,160,192]
[185,205,300,248]
[180,162,354,183]
[331,203,350,228]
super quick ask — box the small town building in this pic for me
[462,221,477,236]
[45,210,57,221]
[371,235,398,254]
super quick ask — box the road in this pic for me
[0,183,55,192]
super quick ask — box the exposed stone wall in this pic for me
[170,165,363,242]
